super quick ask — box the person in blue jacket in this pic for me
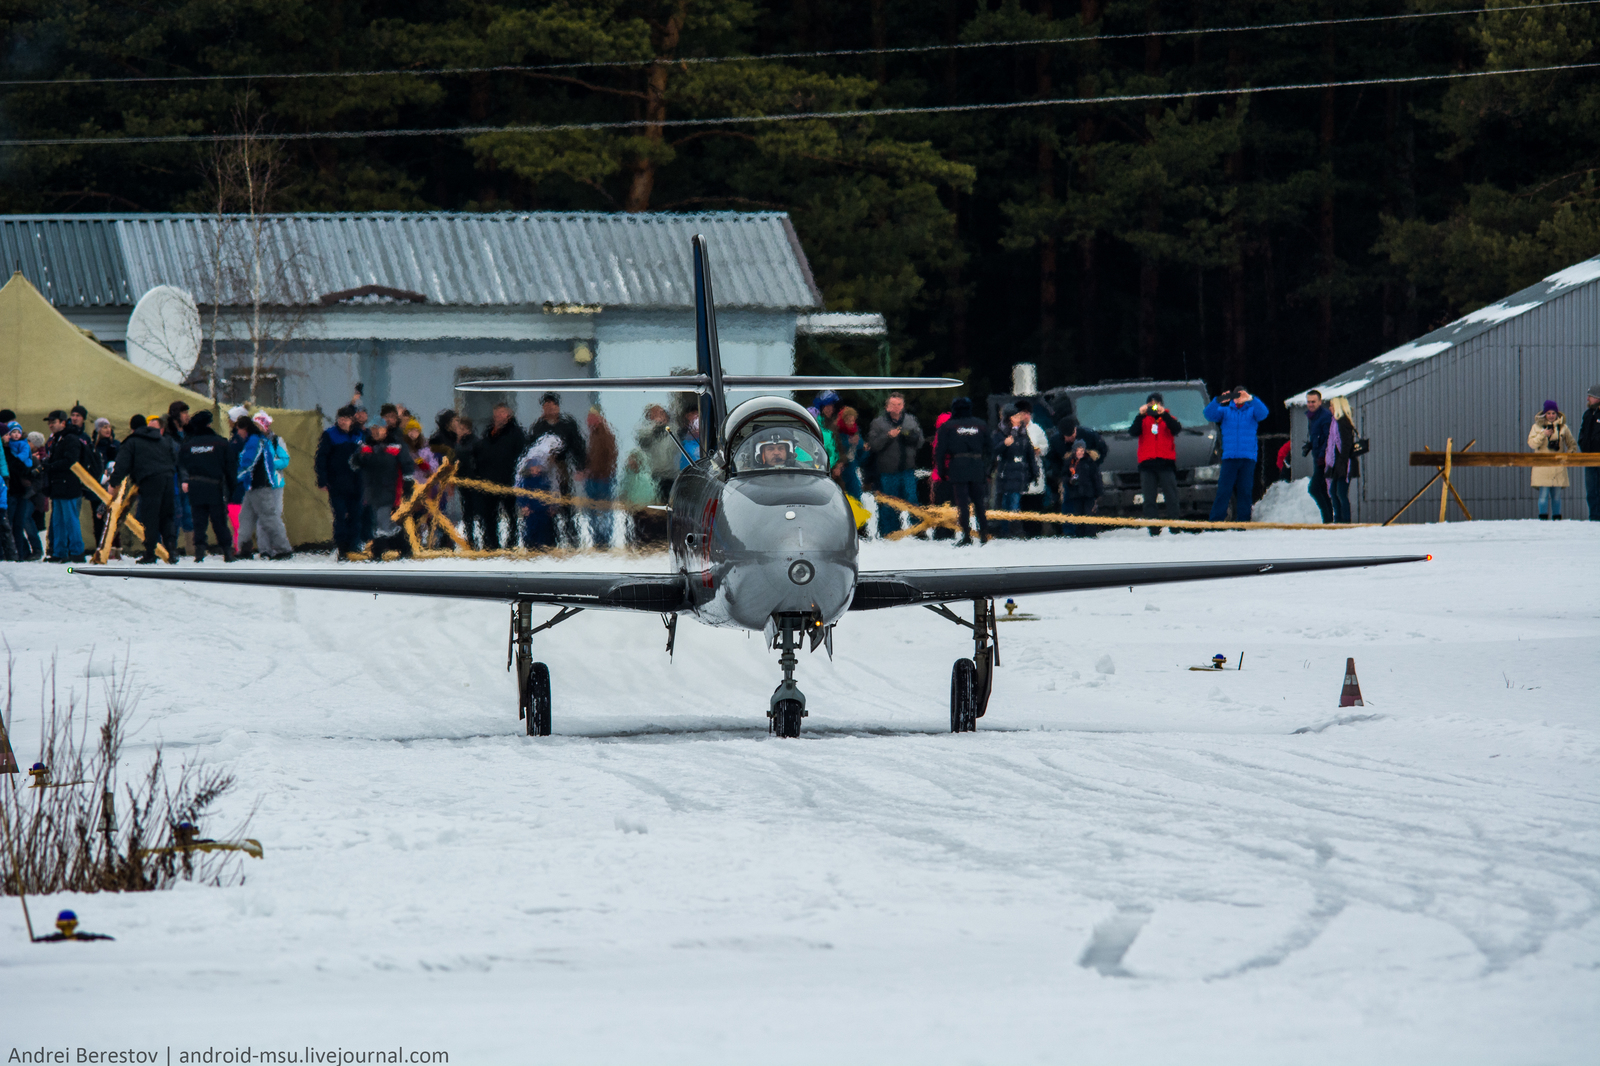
[232,414,293,559]
[5,420,42,558]
[0,421,12,561]
[1203,386,1270,522]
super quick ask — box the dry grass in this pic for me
[1,651,257,895]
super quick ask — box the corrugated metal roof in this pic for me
[0,217,134,307]
[0,212,824,311]
[1289,253,1600,405]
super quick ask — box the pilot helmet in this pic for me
[753,430,796,463]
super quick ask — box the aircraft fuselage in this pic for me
[668,461,859,631]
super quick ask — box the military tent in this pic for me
[0,272,332,549]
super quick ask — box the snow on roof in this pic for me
[1543,257,1600,291]
[1285,252,1600,407]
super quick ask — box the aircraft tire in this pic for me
[527,662,552,737]
[774,699,804,738]
[951,658,977,733]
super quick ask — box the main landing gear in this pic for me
[926,598,998,733]
[509,602,583,737]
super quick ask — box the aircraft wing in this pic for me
[70,565,687,611]
[849,555,1428,610]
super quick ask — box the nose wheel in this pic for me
[768,614,809,738]
[771,696,804,738]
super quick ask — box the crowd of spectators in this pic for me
[818,379,1600,544]
[7,379,1594,562]
[0,400,292,563]
[317,390,633,556]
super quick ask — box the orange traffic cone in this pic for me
[1339,658,1364,708]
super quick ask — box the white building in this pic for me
[0,211,882,439]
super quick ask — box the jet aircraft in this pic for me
[75,236,1427,737]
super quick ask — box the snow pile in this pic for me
[1253,478,1325,523]
[1,521,1597,1063]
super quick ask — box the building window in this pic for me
[455,366,513,434]
[221,368,283,407]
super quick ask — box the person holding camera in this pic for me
[1528,399,1577,519]
[1203,386,1270,522]
[1130,392,1182,535]
[991,404,1040,538]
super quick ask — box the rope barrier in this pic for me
[448,475,659,513]
[870,494,1377,537]
[360,458,664,560]
[357,462,1373,560]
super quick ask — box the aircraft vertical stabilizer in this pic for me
[692,233,727,453]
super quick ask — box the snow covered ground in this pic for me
[2,520,1596,1064]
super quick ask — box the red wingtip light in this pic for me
[1425,554,1433,561]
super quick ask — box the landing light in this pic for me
[789,560,814,585]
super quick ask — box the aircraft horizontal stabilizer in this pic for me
[458,376,710,393]
[850,555,1429,609]
[457,375,962,394]
[724,376,962,390]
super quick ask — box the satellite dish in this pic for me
[126,285,202,385]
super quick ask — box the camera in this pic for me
[1220,389,1237,402]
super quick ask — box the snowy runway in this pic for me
[2,522,1596,1063]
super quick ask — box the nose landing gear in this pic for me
[768,614,808,738]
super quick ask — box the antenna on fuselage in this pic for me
[692,234,726,455]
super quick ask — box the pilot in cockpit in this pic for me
[757,439,796,467]
[733,424,826,474]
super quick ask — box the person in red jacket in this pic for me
[1129,392,1182,535]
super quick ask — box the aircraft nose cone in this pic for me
[716,474,858,627]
